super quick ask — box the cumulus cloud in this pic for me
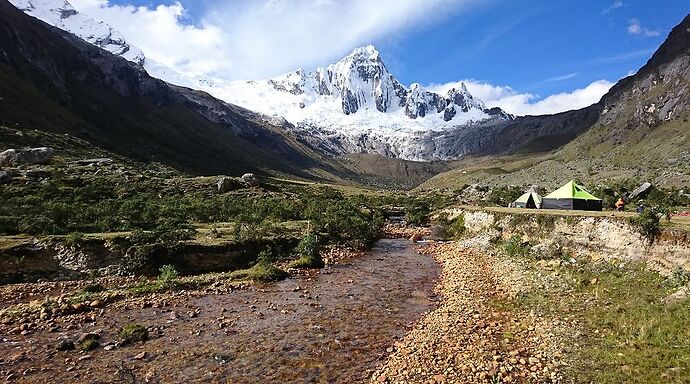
[627,18,660,37]
[69,0,469,80]
[427,79,614,116]
[70,0,232,78]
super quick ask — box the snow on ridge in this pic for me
[9,1,510,161]
[10,0,145,65]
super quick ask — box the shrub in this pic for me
[157,265,178,288]
[119,323,148,345]
[485,186,524,207]
[434,212,465,240]
[503,234,531,257]
[290,234,324,269]
[629,208,662,245]
[671,267,690,287]
[79,338,99,352]
[406,200,430,226]
[230,260,287,283]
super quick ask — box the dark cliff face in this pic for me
[0,0,322,176]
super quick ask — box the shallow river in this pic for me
[2,239,440,383]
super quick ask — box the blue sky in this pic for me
[73,0,690,115]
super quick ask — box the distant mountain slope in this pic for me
[420,13,690,190]
[0,0,336,178]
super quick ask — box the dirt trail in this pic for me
[372,242,564,383]
[0,239,440,383]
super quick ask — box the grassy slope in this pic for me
[418,109,690,191]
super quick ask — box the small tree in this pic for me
[629,208,663,245]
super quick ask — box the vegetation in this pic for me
[629,208,663,245]
[78,334,100,352]
[81,284,106,294]
[434,212,466,240]
[406,200,431,226]
[157,265,179,288]
[290,233,324,269]
[502,234,531,258]
[229,259,287,283]
[118,324,149,345]
[483,186,524,207]
[507,258,690,384]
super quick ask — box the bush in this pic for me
[671,267,690,287]
[629,208,662,245]
[230,260,287,283]
[485,186,524,207]
[503,234,531,257]
[119,323,148,345]
[434,212,465,240]
[290,233,324,269]
[64,232,85,248]
[406,200,431,226]
[79,338,99,352]
[157,265,178,288]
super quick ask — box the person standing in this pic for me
[615,198,626,212]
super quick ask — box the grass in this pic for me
[505,256,690,383]
[228,261,287,283]
[118,323,148,345]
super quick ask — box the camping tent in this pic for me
[542,180,602,211]
[513,189,542,209]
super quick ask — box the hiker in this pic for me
[636,204,645,214]
[615,198,625,212]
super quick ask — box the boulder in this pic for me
[0,171,11,184]
[628,182,653,200]
[241,173,259,187]
[0,147,55,167]
[217,177,242,193]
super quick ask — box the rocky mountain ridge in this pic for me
[8,0,515,161]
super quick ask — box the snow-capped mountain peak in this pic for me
[9,1,511,161]
[10,0,145,65]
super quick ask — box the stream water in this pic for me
[1,239,441,383]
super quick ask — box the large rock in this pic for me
[629,182,653,200]
[217,177,242,193]
[0,147,55,167]
[241,173,259,187]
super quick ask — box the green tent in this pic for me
[542,180,602,211]
[513,189,542,209]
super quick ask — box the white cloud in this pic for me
[627,18,660,37]
[428,79,614,116]
[602,0,624,15]
[69,0,470,80]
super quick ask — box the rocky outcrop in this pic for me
[0,147,54,167]
[446,208,690,275]
[0,236,300,284]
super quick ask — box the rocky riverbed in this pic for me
[372,242,567,383]
[0,239,440,383]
